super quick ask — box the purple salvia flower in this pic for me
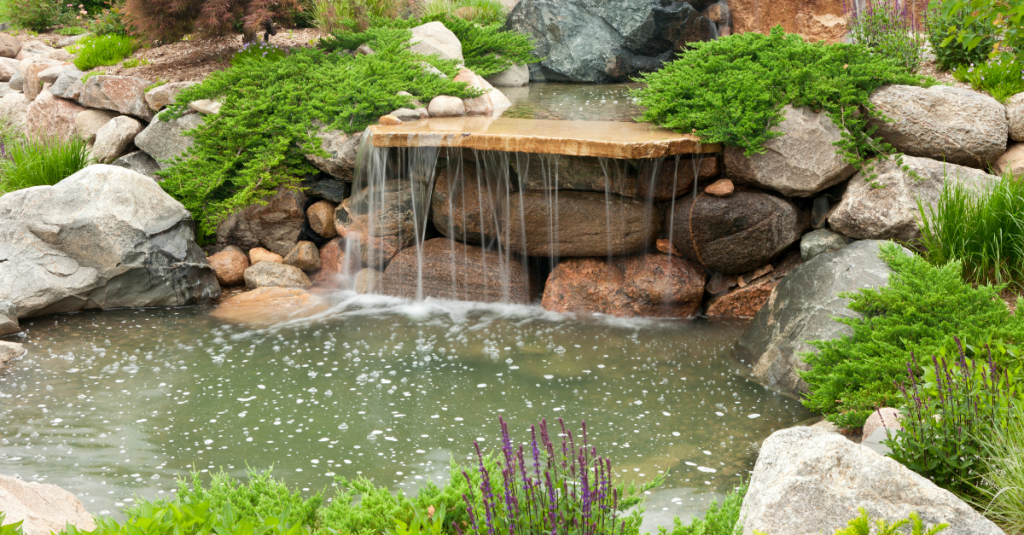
[545,471,557,535]
[531,425,542,481]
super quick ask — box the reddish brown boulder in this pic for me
[307,200,338,239]
[671,188,807,275]
[431,162,504,245]
[207,248,249,287]
[284,241,321,272]
[636,155,718,202]
[379,114,403,125]
[0,34,21,59]
[382,238,533,303]
[217,187,307,256]
[24,89,85,141]
[706,253,801,317]
[541,255,706,318]
[19,58,62,101]
[334,182,416,268]
[727,0,849,44]
[311,238,362,288]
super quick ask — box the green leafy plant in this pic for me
[0,513,26,535]
[845,0,926,73]
[938,0,1024,61]
[122,57,149,67]
[70,33,137,70]
[799,242,1024,428]
[88,2,129,35]
[0,129,90,194]
[89,497,311,535]
[657,484,746,535]
[952,54,1024,103]
[925,0,994,71]
[974,406,1024,533]
[11,0,73,31]
[833,508,948,535]
[918,167,1024,288]
[57,25,89,35]
[632,27,934,179]
[158,28,481,241]
[385,505,448,535]
[80,70,106,82]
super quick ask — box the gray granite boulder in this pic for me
[829,156,1000,243]
[0,165,219,320]
[92,115,143,163]
[111,151,161,177]
[243,261,312,289]
[800,229,848,261]
[868,85,1008,168]
[0,475,96,535]
[50,68,84,100]
[303,127,362,180]
[740,426,1004,535]
[134,110,203,169]
[735,240,904,394]
[0,299,18,336]
[1008,92,1024,142]
[725,105,856,197]
[78,75,155,121]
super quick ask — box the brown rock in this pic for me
[354,268,383,294]
[727,0,849,44]
[0,34,21,59]
[334,182,416,268]
[243,261,312,289]
[0,475,96,535]
[284,241,322,272]
[78,75,155,121]
[23,89,86,141]
[311,237,362,288]
[671,188,807,274]
[74,109,119,143]
[432,162,505,245]
[0,57,18,82]
[704,178,734,197]
[382,238,534,303]
[307,200,338,239]
[515,155,637,197]
[635,155,718,201]
[19,58,62,101]
[207,248,249,286]
[379,114,403,126]
[216,187,307,256]
[704,3,725,22]
[542,255,706,317]
[210,287,329,325]
[14,40,55,60]
[143,81,196,111]
[705,252,801,318]
[0,92,30,128]
[738,264,773,287]
[249,247,283,264]
[427,95,466,117]
[655,238,682,257]
[706,271,738,295]
[995,143,1024,178]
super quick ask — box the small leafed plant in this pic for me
[832,508,948,535]
[938,0,1024,61]
[69,33,137,70]
[953,54,1024,103]
[924,0,993,71]
[845,0,926,73]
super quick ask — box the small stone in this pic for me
[355,43,375,56]
[737,264,773,287]
[144,81,196,111]
[354,268,383,294]
[994,143,1024,177]
[378,114,402,126]
[243,261,311,289]
[284,241,321,272]
[207,248,250,287]
[311,237,361,288]
[110,151,160,177]
[862,407,902,442]
[427,95,465,117]
[390,108,422,121]
[0,340,24,366]
[0,33,21,58]
[248,247,283,264]
[307,200,338,239]
[801,229,849,261]
[188,98,221,115]
[704,179,734,197]
[655,238,681,257]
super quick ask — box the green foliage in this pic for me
[657,484,746,535]
[88,3,129,36]
[799,242,1024,428]
[0,124,90,195]
[317,12,539,77]
[122,57,149,68]
[70,33,137,70]
[974,406,1024,533]
[918,167,1024,288]
[939,0,1024,61]
[925,0,993,71]
[310,0,410,33]
[57,26,89,35]
[232,40,288,66]
[833,508,948,535]
[421,0,508,26]
[88,496,310,535]
[846,0,926,73]
[11,0,75,31]
[318,477,414,535]
[158,29,480,241]
[385,505,449,535]
[952,54,1024,103]
[632,27,934,178]
[885,342,1021,496]
[0,513,26,535]
[80,70,106,82]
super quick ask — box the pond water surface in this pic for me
[0,293,810,528]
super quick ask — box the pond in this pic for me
[0,293,811,529]
[503,83,644,122]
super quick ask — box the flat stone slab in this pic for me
[369,118,719,159]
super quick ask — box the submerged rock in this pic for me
[542,254,706,317]
[210,287,328,325]
[0,475,96,535]
[0,340,24,365]
[0,299,18,336]
[740,426,1004,535]
[0,165,219,320]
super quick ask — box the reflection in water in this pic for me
[503,83,644,122]
[0,294,810,526]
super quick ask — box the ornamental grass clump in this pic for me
[632,27,934,177]
[974,406,1024,533]
[0,128,90,195]
[845,0,926,73]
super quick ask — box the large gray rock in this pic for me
[134,110,204,169]
[49,68,84,100]
[740,426,1004,535]
[78,75,155,121]
[0,165,219,320]
[725,105,855,197]
[829,156,1000,243]
[1009,92,1024,142]
[506,0,713,83]
[111,150,161,177]
[735,240,903,394]
[0,475,96,535]
[0,92,31,129]
[408,21,463,62]
[243,261,312,289]
[24,89,86,141]
[216,187,307,257]
[868,85,1008,168]
[91,115,143,163]
[0,299,18,336]
[303,127,362,180]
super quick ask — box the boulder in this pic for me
[8,64,21,90]
[24,89,87,141]
[0,340,23,365]
[111,151,160,177]
[828,156,1000,243]
[994,142,1024,177]
[14,40,53,60]
[485,64,529,87]
[390,108,423,122]
[515,155,638,197]
[739,426,1003,535]
[507,0,712,83]
[304,128,362,180]
[43,49,72,62]
[215,187,307,257]
[206,247,249,286]
[0,475,96,535]
[0,299,19,336]
[248,247,283,264]
[868,85,1008,168]
[55,32,89,48]
[311,237,361,288]
[0,92,30,129]
[144,81,196,111]
[91,115,143,163]
[428,95,465,117]
[78,75,155,121]
[0,33,20,58]
[18,57,62,101]
[307,200,338,239]
[134,109,202,169]
[408,21,464,62]
[636,155,718,201]
[735,240,903,394]
[284,241,321,272]
[725,105,855,197]
[210,287,328,325]
[728,0,849,43]
[432,164,504,245]
[0,165,219,319]
[542,255,705,317]
[800,229,848,261]
[307,179,350,203]
[671,188,807,275]
[49,68,84,100]
[354,267,383,294]
[243,261,312,289]
[382,238,533,303]
[1009,92,1024,142]
[37,64,70,85]
[74,109,119,142]
[188,98,221,115]
[705,254,801,318]
[0,57,19,82]
[334,182,416,268]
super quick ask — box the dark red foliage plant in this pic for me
[122,0,300,43]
